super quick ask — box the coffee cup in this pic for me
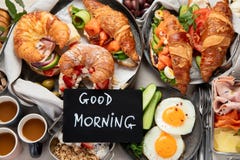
[0,96,21,126]
[0,127,22,160]
[17,113,48,158]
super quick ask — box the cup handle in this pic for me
[29,142,42,158]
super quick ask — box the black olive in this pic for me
[143,3,151,9]
[138,0,146,9]
[123,0,133,10]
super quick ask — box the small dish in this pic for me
[49,130,115,160]
[123,86,203,160]
[211,76,240,160]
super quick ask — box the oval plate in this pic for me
[142,1,240,87]
[123,86,203,160]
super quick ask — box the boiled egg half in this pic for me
[143,126,184,160]
[155,97,195,135]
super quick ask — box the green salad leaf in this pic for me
[160,71,176,85]
[127,142,143,158]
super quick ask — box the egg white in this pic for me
[143,126,184,160]
[155,97,196,135]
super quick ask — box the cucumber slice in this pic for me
[143,83,157,110]
[190,4,200,13]
[40,54,60,70]
[150,40,162,54]
[179,5,189,17]
[143,91,162,130]
[113,51,128,60]
[153,34,160,44]
[72,9,91,29]
[196,56,201,68]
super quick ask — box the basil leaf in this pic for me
[13,11,27,22]
[5,0,17,19]
[15,0,25,8]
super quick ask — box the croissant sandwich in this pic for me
[14,11,80,77]
[150,9,193,94]
[188,0,234,82]
[82,0,140,67]
[200,0,234,82]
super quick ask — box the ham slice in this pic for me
[213,76,240,115]
[213,76,240,131]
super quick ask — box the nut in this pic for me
[0,70,8,93]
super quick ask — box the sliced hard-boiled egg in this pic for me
[154,9,163,20]
[155,97,196,135]
[164,66,175,79]
[143,126,185,160]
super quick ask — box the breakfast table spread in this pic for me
[0,0,240,160]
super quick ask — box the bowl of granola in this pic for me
[49,131,115,160]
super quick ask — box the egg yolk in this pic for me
[155,131,177,158]
[162,106,185,126]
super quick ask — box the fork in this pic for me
[192,84,212,160]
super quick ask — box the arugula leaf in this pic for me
[5,0,17,20]
[0,26,6,32]
[178,5,199,32]
[127,143,143,158]
[0,36,8,42]
[15,0,25,8]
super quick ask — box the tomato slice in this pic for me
[189,8,211,52]
[62,75,74,88]
[43,68,57,77]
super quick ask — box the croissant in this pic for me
[163,10,193,94]
[200,0,234,82]
[82,0,140,63]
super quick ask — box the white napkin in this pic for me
[13,79,63,120]
[26,0,59,12]
[2,0,63,122]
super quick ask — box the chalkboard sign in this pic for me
[63,89,143,143]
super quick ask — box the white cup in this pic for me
[0,127,22,160]
[17,113,48,144]
[0,96,20,126]
[17,113,48,158]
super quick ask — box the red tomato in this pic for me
[82,143,94,149]
[43,68,56,77]
[62,75,74,88]
[74,65,83,76]
[189,8,210,52]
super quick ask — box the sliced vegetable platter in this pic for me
[122,84,203,160]
[142,1,240,86]
[17,0,143,98]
